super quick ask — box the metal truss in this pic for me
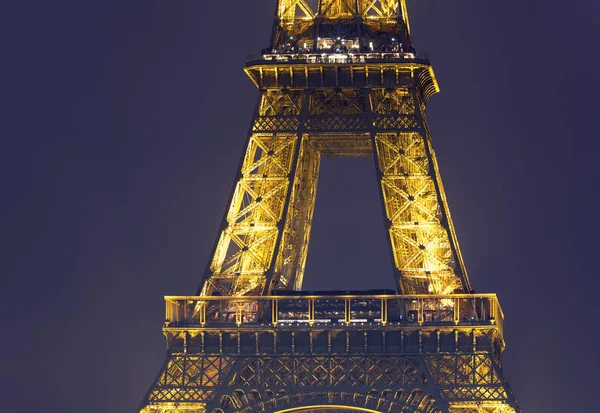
[273,1,412,52]
[140,294,519,413]
[140,354,438,413]
[277,1,404,21]
[202,133,294,295]
[139,1,521,413]
[139,336,517,413]
[370,89,467,294]
[199,85,470,296]
[137,93,522,413]
[273,137,321,291]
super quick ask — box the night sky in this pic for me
[1,1,599,412]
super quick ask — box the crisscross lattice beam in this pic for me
[199,86,471,296]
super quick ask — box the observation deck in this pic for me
[246,51,430,66]
[163,292,504,355]
[244,52,439,101]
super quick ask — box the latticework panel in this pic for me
[233,355,425,388]
[370,89,419,130]
[369,88,465,294]
[373,131,462,295]
[373,115,419,130]
[259,90,304,116]
[310,89,367,115]
[306,89,369,132]
[253,90,305,132]
[272,138,321,291]
[371,89,416,115]
[273,0,410,49]
[205,133,299,296]
[362,0,400,18]
[306,116,370,132]
[277,0,403,20]
[320,0,355,18]
[253,117,301,132]
[425,355,510,402]
[139,352,518,413]
[277,0,317,20]
[140,354,445,413]
[143,356,234,407]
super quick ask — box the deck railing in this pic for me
[164,294,503,335]
[246,52,430,65]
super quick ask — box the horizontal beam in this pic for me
[163,293,505,343]
[165,293,500,300]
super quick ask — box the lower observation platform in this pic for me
[140,292,517,413]
[163,292,504,354]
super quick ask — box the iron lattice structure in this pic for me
[138,2,521,413]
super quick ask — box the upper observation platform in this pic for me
[246,51,429,65]
[244,52,439,101]
[243,2,438,98]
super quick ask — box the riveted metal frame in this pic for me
[141,2,520,413]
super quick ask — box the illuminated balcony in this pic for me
[162,293,504,355]
[165,292,502,332]
[243,53,439,101]
[246,52,430,66]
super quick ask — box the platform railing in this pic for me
[246,52,429,65]
[164,294,503,335]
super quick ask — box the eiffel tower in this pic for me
[138,2,521,413]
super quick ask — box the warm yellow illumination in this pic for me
[137,3,520,413]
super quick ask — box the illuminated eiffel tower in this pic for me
[138,2,521,413]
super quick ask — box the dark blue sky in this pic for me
[1,1,599,412]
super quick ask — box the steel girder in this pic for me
[199,85,470,296]
[272,1,412,53]
[138,325,518,413]
[276,1,406,21]
[138,1,522,412]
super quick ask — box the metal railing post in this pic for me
[345,299,351,325]
[199,301,206,326]
[235,302,242,326]
[308,299,315,326]
[272,298,278,326]
[454,297,460,325]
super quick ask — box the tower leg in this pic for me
[200,89,317,296]
[271,136,321,291]
[368,88,468,295]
